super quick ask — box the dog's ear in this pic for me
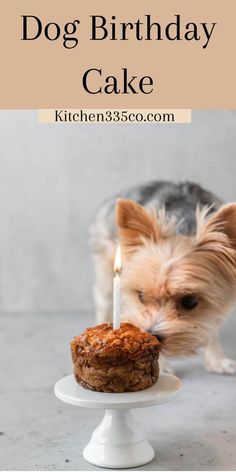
[196,203,236,249]
[195,204,236,270]
[212,204,236,250]
[116,199,159,255]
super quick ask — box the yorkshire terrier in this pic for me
[90,181,236,374]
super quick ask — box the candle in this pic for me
[113,245,122,329]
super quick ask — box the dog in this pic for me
[90,181,236,375]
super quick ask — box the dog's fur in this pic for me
[90,181,236,374]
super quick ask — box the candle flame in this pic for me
[114,245,122,273]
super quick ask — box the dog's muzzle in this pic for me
[155,334,166,344]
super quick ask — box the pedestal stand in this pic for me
[54,373,182,469]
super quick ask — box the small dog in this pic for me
[90,181,236,375]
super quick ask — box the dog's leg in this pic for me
[159,354,174,374]
[92,246,115,324]
[204,332,236,375]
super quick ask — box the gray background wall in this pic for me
[0,110,236,313]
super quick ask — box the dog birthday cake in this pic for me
[71,322,161,393]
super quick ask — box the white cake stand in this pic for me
[54,373,182,469]
[54,374,181,469]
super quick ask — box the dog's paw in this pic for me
[161,364,175,375]
[205,357,236,375]
[159,357,175,375]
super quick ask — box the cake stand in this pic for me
[54,373,182,469]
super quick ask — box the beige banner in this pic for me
[0,1,235,108]
[38,109,192,124]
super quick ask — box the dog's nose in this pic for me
[155,334,166,343]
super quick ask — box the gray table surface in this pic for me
[1,311,236,471]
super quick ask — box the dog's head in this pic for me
[116,199,236,356]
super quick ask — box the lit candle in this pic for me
[113,245,122,329]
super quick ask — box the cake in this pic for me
[70,322,161,393]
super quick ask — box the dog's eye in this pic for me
[138,291,145,302]
[180,295,198,310]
